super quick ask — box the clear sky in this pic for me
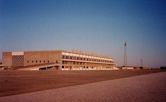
[0,0,166,67]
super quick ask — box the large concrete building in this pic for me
[2,50,116,70]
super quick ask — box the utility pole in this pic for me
[124,42,127,67]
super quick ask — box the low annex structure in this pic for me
[2,50,116,70]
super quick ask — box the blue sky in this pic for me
[0,0,166,67]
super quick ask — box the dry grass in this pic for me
[0,69,164,97]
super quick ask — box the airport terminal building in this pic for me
[2,50,116,70]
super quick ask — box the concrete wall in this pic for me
[24,51,62,66]
[2,52,12,67]
[12,55,24,67]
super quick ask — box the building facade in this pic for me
[2,50,116,70]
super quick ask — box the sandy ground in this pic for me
[0,70,164,97]
[0,72,165,102]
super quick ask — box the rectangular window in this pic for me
[62,55,65,59]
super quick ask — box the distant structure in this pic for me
[121,42,134,69]
[2,50,116,70]
[124,42,127,66]
[140,59,143,69]
[160,66,166,70]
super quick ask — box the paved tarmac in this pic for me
[0,72,165,102]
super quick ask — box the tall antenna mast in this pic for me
[124,42,127,66]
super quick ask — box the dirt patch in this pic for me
[0,69,164,97]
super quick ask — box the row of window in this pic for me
[26,60,60,64]
[26,60,50,64]
[61,66,110,69]
[62,61,85,65]
[62,66,92,69]
[62,55,112,63]
[62,61,111,65]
